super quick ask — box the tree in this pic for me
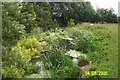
[50,2,95,26]
[2,2,26,46]
[105,8,117,23]
[82,2,95,22]
[19,2,38,33]
[94,8,118,23]
[33,2,58,30]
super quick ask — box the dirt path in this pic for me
[80,64,90,78]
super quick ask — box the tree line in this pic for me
[50,2,118,26]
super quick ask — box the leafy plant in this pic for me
[2,65,25,78]
[17,37,43,56]
[68,28,97,53]
[2,3,25,46]
[42,43,81,78]
[78,55,89,66]
[68,19,75,27]
[29,27,43,40]
[2,37,43,78]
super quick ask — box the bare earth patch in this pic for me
[80,64,90,78]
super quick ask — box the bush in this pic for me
[29,27,43,40]
[2,65,25,78]
[17,37,43,56]
[2,46,41,78]
[42,43,81,78]
[68,19,75,27]
[68,28,97,53]
[55,65,81,78]
[25,70,51,78]
[39,29,67,50]
[2,37,43,78]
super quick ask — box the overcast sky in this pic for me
[85,0,119,15]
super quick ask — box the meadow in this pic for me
[73,23,118,78]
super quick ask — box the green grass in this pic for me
[65,23,118,78]
[94,24,118,78]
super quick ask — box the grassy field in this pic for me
[66,23,118,78]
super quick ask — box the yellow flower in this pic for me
[33,48,38,53]
[32,48,34,51]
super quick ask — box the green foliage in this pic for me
[78,56,89,66]
[19,3,38,33]
[29,27,43,40]
[94,8,118,23]
[50,2,118,26]
[17,37,43,56]
[25,70,51,78]
[2,3,26,46]
[39,28,66,45]
[2,1,118,78]
[43,43,81,78]
[79,23,118,78]
[2,20,26,46]
[68,19,75,27]
[68,28,97,53]
[2,37,43,78]
[2,65,25,78]
[54,65,81,78]
[2,48,32,78]
[34,3,58,30]
[2,3,22,20]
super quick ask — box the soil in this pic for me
[80,64,90,78]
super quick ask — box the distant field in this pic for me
[67,23,118,78]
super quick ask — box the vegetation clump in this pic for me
[68,28,97,53]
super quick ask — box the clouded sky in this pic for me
[85,0,119,15]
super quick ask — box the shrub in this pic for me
[2,65,25,78]
[3,46,41,77]
[39,29,67,49]
[25,70,51,78]
[68,28,97,53]
[55,65,81,78]
[2,37,43,78]
[68,19,75,27]
[29,27,43,40]
[17,37,43,56]
[42,43,82,78]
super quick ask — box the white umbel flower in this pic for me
[72,58,78,65]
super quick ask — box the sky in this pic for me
[85,0,119,15]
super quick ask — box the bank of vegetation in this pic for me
[2,1,118,79]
